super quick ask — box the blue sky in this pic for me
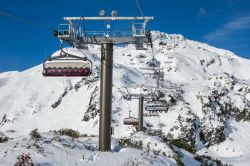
[0,0,250,72]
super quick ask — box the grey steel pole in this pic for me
[99,43,113,151]
[138,96,144,131]
[156,75,160,89]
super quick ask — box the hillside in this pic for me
[0,31,250,166]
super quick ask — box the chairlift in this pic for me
[132,22,148,50]
[132,22,145,37]
[123,110,138,125]
[135,43,147,50]
[43,49,92,77]
[123,117,139,125]
[145,100,168,112]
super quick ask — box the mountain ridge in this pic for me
[0,31,250,166]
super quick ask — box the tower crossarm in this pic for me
[59,36,150,45]
[63,16,154,21]
[55,15,154,45]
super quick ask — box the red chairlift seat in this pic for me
[43,50,92,77]
[123,117,139,126]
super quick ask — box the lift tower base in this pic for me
[99,43,113,151]
[138,96,144,131]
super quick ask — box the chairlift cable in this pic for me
[125,100,132,118]
[134,1,155,67]
[0,11,50,31]
[148,30,155,61]
[135,0,145,20]
[82,19,87,37]
[78,16,87,37]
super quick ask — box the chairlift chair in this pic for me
[144,100,168,112]
[43,49,92,77]
[135,43,147,50]
[123,110,138,125]
[123,117,139,125]
[132,22,148,50]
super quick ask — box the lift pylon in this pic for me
[53,11,154,151]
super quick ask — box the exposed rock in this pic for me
[82,86,99,122]
[164,104,196,152]
[51,82,73,109]
[200,120,225,147]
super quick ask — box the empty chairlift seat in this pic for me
[123,117,139,125]
[43,50,92,77]
[145,100,168,112]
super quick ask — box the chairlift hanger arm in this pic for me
[139,67,163,71]
[46,51,88,61]
[64,16,154,21]
[46,56,89,62]
[129,93,155,98]
[130,96,153,100]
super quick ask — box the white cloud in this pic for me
[199,7,208,17]
[226,0,248,6]
[204,15,250,41]
[199,6,219,18]
[226,16,250,30]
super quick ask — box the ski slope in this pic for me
[0,31,250,165]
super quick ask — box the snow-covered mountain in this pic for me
[1,31,250,166]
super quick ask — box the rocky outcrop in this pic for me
[196,73,250,147]
[82,86,99,122]
[200,120,225,147]
[51,81,73,109]
[164,104,196,152]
